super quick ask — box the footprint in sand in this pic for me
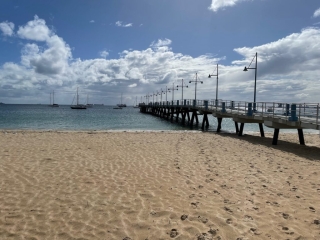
[309,206,316,212]
[197,229,218,240]
[169,229,179,238]
[282,213,289,219]
[314,219,320,225]
[180,214,188,221]
[224,206,233,214]
[226,218,233,224]
[191,202,199,208]
[198,216,208,224]
[282,227,289,231]
[213,190,220,194]
[244,215,253,221]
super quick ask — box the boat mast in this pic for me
[77,87,79,105]
[53,90,55,105]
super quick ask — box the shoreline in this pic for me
[1,131,319,239]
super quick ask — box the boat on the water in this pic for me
[117,93,126,107]
[71,88,87,109]
[49,90,59,107]
[86,94,93,108]
[133,96,139,108]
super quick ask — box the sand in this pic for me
[0,130,319,240]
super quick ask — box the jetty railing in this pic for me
[140,100,320,127]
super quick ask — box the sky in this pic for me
[0,0,320,105]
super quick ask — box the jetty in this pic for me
[139,99,320,145]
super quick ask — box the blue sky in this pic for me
[0,0,320,105]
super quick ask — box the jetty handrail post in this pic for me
[272,102,275,119]
[243,52,258,111]
[245,101,247,115]
[316,104,319,125]
[299,103,301,121]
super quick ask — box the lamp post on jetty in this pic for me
[144,94,149,104]
[189,72,203,101]
[168,82,178,101]
[151,92,155,104]
[208,64,219,106]
[177,79,188,102]
[164,86,168,102]
[243,52,258,110]
[159,88,164,103]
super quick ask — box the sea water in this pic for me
[0,104,317,133]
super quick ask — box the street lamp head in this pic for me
[189,81,191,83]
[208,74,211,78]
[186,86,188,88]
[200,81,203,84]
[243,66,248,72]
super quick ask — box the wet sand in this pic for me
[0,130,319,239]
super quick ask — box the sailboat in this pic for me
[117,93,126,107]
[49,90,59,107]
[133,96,139,108]
[86,94,93,108]
[71,88,87,109]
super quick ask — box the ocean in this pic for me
[0,104,318,133]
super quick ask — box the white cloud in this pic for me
[0,21,15,36]
[100,50,109,58]
[115,21,133,27]
[208,0,247,12]
[17,15,52,41]
[150,38,172,48]
[16,16,72,75]
[90,20,95,23]
[313,8,320,18]
[229,27,320,102]
[1,16,320,104]
[128,83,137,88]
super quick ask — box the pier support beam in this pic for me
[176,108,180,122]
[190,112,195,126]
[201,113,209,130]
[195,111,199,124]
[181,111,186,125]
[238,123,244,136]
[234,122,239,133]
[259,123,265,137]
[298,129,305,145]
[217,118,222,132]
[272,128,280,145]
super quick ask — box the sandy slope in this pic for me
[0,130,319,240]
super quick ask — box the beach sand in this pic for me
[0,130,319,240]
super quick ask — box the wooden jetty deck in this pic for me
[139,99,320,145]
